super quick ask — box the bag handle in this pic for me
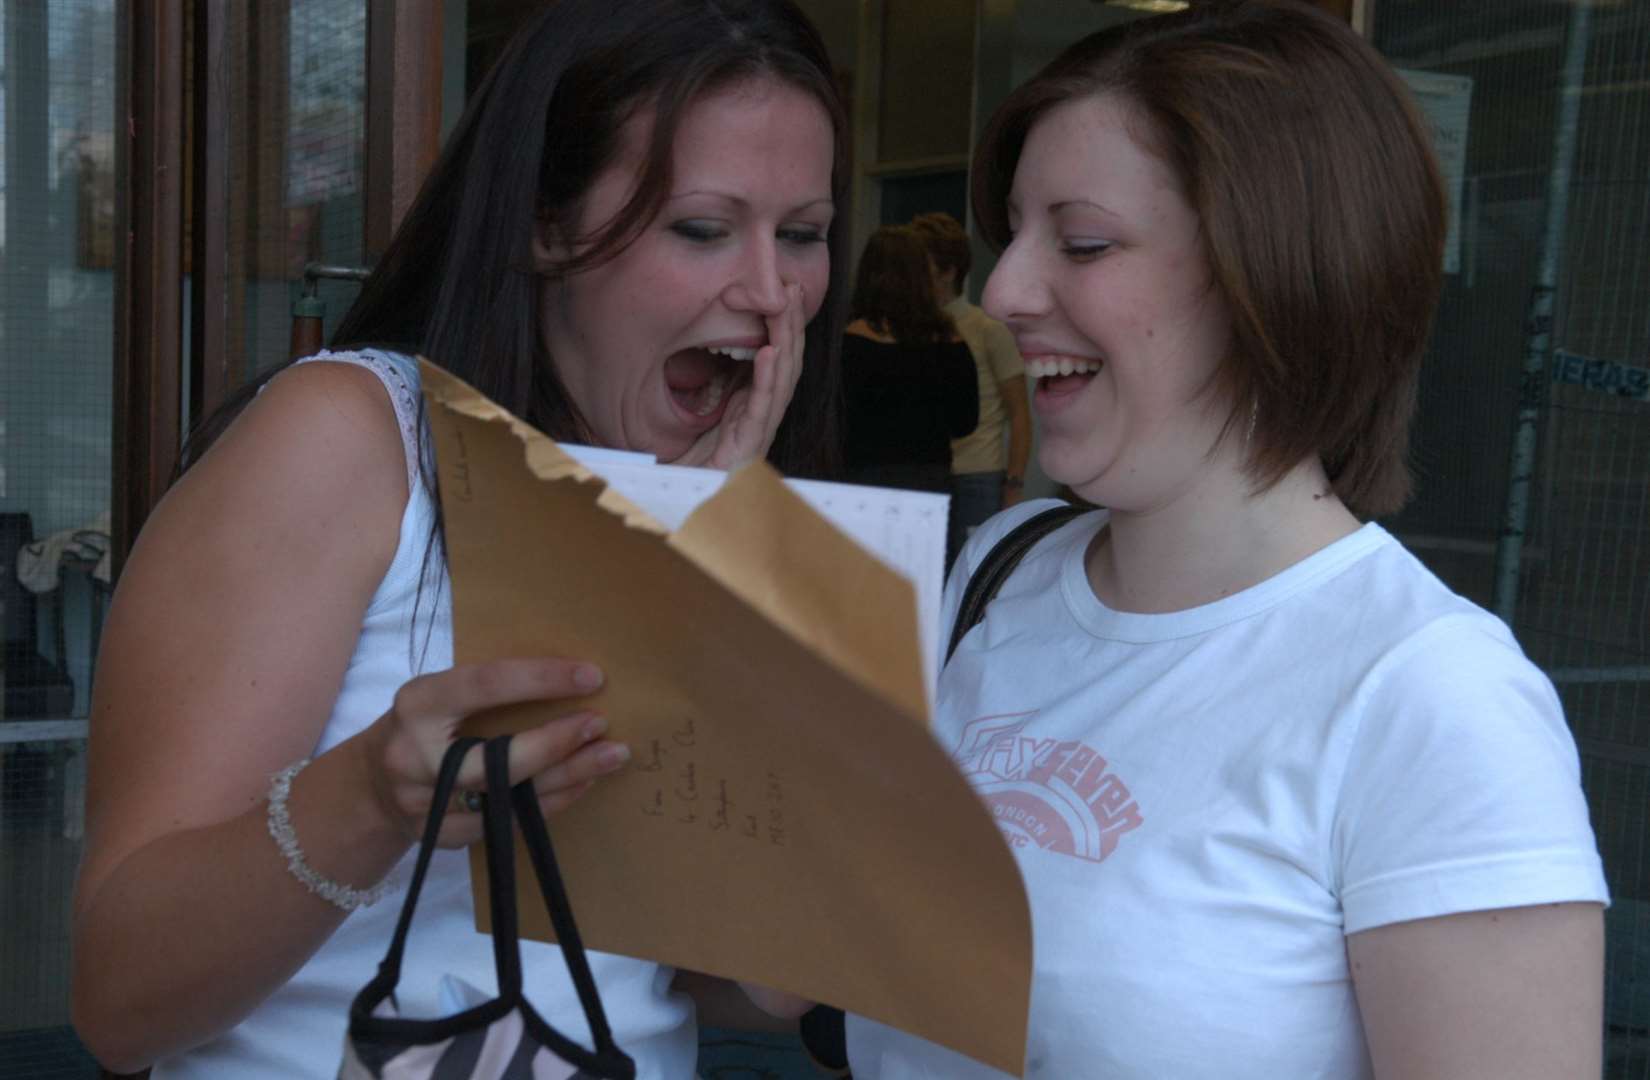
[481,735,527,1001]
[374,735,483,988]
[349,735,636,1077]
[945,504,1087,664]
[511,766,625,1055]
[375,734,587,1006]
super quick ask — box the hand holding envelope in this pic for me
[420,358,1032,1076]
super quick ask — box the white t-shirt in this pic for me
[849,501,1608,1079]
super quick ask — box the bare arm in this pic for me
[997,375,1031,507]
[980,317,1031,507]
[70,364,624,1072]
[1348,902,1604,1080]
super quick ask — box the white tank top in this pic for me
[151,349,695,1079]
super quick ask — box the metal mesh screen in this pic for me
[1,2,364,1075]
[1374,2,1650,1074]
[1,0,112,1073]
[0,741,94,1078]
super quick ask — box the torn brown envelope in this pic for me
[420,358,1031,1076]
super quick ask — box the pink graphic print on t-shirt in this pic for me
[953,713,1144,863]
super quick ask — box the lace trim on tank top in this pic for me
[292,349,422,495]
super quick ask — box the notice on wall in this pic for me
[1551,349,1650,402]
[1399,69,1474,275]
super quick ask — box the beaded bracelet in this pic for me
[266,758,393,912]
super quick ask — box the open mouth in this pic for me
[1026,355,1103,395]
[664,345,758,420]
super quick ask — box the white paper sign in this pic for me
[1399,69,1474,275]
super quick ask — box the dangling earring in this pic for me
[1245,399,1258,449]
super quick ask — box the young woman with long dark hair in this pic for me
[71,2,848,1075]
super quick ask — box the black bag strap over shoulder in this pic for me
[945,503,1088,665]
[510,754,620,1054]
[800,504,1090,1080]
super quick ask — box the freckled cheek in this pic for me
[1113,306,1152,341]
[637,258,702,296]
[631,264,715,329]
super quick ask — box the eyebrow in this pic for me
[1050,199,1121,217]
[668,190,835,214]
[1004,198,1119,219]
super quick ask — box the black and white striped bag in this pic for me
[340,735,635,1080]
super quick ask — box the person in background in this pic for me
[909,211,1032,568]
[841,225,979,495]
[69,1,847,1076]
[849,2,1607,1077]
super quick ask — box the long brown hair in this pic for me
[849,225,955,345]
[185,0,850,483]
[973,0,1446,517]
[337,0,850,480]
[177,0,852,663]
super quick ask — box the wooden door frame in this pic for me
[365,0,445,259]
[114,0,445,571]
[113,0,186,581]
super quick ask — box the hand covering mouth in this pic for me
[664,346,758,417]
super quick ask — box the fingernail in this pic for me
[573,663,604,690]
[581,714,608,740]
[600,743,631,769]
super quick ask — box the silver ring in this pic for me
[460,790,484,813]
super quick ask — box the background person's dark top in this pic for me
[841,333,979,493]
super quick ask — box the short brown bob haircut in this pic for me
[972,0,1447,517]
[909,211,973,286]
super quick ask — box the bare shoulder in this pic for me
[113,352,414,671]
[161,359,410,551]
[226,358,407,480]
